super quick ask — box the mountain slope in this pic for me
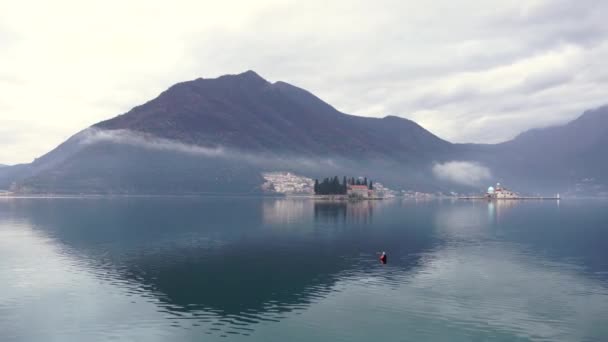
[95,71,451,159]
[453,105,608,194]
[502,105,608,171]
[1,71,454,194]
[498,105,608,193]
[1,71,606,195]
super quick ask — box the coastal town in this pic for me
[261,173,569,201]
[261,172,397,199]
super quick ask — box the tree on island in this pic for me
[313,176,374,195]
[314,176,346,195]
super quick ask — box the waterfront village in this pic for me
[262,172,398,199]
[261,172,569,200]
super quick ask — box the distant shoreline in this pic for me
[0,193,388,200]
[0,193,280,199]
[458,196,561,200]
[1,193,607,200]
[281,193,387,200]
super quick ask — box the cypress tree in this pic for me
[316,176,377,195]
[333,176,340,194]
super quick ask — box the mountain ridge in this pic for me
[1,71,606,195]
[94,71,451,159]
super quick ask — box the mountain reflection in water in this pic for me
[1,197,607,341]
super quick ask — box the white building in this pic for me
[347,185,372,198]
[487,182,520,199]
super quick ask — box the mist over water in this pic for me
[1,197,607,341]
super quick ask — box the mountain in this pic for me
[498,106,608,171]
[95,71,450,158]
[501,105,608,177]
[0,71,606,195]
[452,105,608,194]
[497,106,608,194]
[0,71,453,194]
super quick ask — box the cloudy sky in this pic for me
[1,0,607,164]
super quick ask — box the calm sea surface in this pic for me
[1,197,607,341]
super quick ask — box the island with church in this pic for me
[459,182,561,200]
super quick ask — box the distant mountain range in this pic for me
[464,106,608,193]
[1,71,606,196]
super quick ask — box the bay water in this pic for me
[1,197,607,341]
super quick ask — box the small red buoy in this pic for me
[380,251,387,264]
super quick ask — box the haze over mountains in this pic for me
[0,71,606,196]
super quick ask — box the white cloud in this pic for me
[80,128,226,157]
[432,161,492,187]
[77,128,341,172]
[1,0,607,163]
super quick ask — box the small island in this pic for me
[314,176,379,200]
[459,182,561,200]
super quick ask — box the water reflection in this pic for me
[0,197,434,339]
[262,198,313,225]
[0,215,172,341]
[487,199,521,224]
[313,200,376,224]
[262,198,380,225]
[1,198,607,341]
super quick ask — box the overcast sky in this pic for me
[1,0,607,164]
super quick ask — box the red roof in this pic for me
[349,185,369,190]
